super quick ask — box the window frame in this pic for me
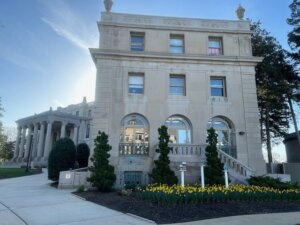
[130,32,145,52]
[210,77,226,97]
[169,34,185,54]
[169,74,186,96]
[208,37,223,56]
[128,73,145,94]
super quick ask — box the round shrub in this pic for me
[76,143,90,168]
[48,138,76,181]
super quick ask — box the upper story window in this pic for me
[208,37,223,55]
[128,73,144,94]
[75,111,79,116]
[88,109,92,117]
[169,34,184,54]
[210,77,226,97]
[169,75,186,96]
[130,32,145,51]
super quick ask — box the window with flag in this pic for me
[210,77,226,97]
[208,37,223,55]
[128,74,144,94]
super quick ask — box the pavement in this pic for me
[0,171,299,225]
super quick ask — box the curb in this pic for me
[126,213,157,224]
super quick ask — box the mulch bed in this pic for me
[75,191,300,224]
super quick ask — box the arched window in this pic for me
[120,114,149,155]
[207,116,236,158]
[165,115,192,144]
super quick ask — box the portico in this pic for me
[12,107,91,166]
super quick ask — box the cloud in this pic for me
[40,1,98,52]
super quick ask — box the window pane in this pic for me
[170,39,183,46]
[170,87,184,95]
[208,48,221,55]
[209,40,221,48]
[170,77,184,86]
[129,76,143,85]
[129,86,143,93]
[131,36,144,43]
[130,33,144,51]
[211,88,223,96]
[210,79,223,87]
[170,46,183,53]
[129,75,144,94]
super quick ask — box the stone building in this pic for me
[12,97,93,166]
[89,2,266,186]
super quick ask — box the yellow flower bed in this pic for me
[137,184,300,204]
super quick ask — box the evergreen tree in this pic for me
[48,138,76,181]
[204,128,224,186]
[149,125,178,185]
[87,131,116,192]
[76,143,90,168]
[287,0,300,66]
[0,98,7,161]
[251,21,300,163]
[0,141,14,162]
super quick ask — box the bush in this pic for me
[48,138,76,181]
[87,131,116,192]
[76,185,85,193]
[149,125,178,185]
[205,128,224,186]
[76,143,90,168]
[248,176,299,190]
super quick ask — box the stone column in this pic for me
[72,125,78,145]
[18,126,26,160]
[43,121,53,161]
[60,121,67,138]
[13,126,21,161]
[31,123,39,159]
[36,122,46,160]
[24,125,33,160]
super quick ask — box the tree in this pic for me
[0,97,7,162]
[204,128,224,186]
[0,141,14,162]
[87,131,116,192]
[251,21,300,163]
[76,143,90,168]
[48,138,76,181]
[149,125,178,185]
[287,0,300,65]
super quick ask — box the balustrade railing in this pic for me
[168,144,206,156]
[119,143,149,155]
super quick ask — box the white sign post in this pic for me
[200,165,205,188]
[179,162,187,187]
[224,163,229,188]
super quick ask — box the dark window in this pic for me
[86,124,90,139]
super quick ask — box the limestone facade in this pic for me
[12,98,93,166]
[90,11,266,186]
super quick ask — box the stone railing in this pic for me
[119,143,149,155]
[168,144,206,156]
[218,149,255,178]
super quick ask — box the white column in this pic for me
[31,123,39,159]
[201,165,205,188]
[18,126,26,160]
[13,126,21,160]
[43,121,53,161]
[36,122,46,160]
[72,125,78,145]
[60,121,67,138]
[24,125,33,160]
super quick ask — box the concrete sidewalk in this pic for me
[0,171,299,225]
[0,170,155,225]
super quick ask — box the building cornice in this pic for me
[99,12,252,34]
[90,49,263,66]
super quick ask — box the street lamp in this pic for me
[179,162,187,187]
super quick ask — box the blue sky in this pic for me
[0,0,297,161]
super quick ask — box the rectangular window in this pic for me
[169,34,184,53]
[128,74,144,94]
[169,75,186,96]
[130,32,145,51]
[210,77,226,97]
[208,37,223,55]
[124,171,143,185]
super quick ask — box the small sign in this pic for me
[65,173,71,179]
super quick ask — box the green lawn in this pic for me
[0,168,42,179]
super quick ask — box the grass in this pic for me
[0,168,42,179]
